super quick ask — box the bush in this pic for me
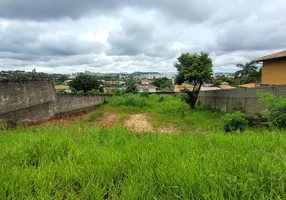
[140,92,150,98]
[109,88,125,96]
[246,113,268,128]
[87,111,104,122]
[87,89,100,95]
[107,94,149,108]
[259,92,286,129]
[76,90,85,94]
[106,94,190,117]
[223,111,248,133]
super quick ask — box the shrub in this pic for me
[223,111,248,133]
[88,111,104,122]
[158,96,165,102]
[246,113,268,128]
[87,89,100,95]
[107,94,150,108]
[259,92,286,129]
[140,92,150,97]
[109,88,125,96]
[76,90,85,94]
[175,93,189,102]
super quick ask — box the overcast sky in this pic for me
[0,0,285,74]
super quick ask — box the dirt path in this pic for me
[123,113,178,134]
[124,114,154,132]
[33,111,179,135]
[101,113,120,127]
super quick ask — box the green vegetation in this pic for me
[104,94,222,132]
[235,61,261,83]
[259,92,286,129]
[124,78,138,93]
[152,77,172,91]
[223,111,248,133]
[175,52,213,109]
[1,94,286,199]
[70,74,102,94]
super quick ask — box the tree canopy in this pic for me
[125,78,138,93]
[69,74,101,93]
[175,52,213,109]
[234,62,261,83]
[235,62,257,78]
[152,77,172,91]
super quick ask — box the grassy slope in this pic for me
[99,94,224,133]
[1,94,286,199]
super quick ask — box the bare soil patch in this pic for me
[124,113,179,134]
[124,114,153,132]
[101,113,120,127]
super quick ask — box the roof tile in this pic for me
[253,50,286,62]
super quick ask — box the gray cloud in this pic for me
[0,21,106,61]
[106,16,178,58]
[0,0,213,23]
[0,0,285,73]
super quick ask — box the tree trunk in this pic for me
[186,83,202,110]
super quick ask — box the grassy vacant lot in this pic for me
[1,94,286,199]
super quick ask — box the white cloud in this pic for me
[0,0,285,73]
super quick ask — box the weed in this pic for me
[259,92,286,129]
[1,126,286,199]
[223,111,248,133]
[87,111,104,122]
[2,94,285,199]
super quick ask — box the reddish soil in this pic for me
[101,113,120,127]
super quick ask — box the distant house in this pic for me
[174,83,221,92]
[200,86,221,91]
[253,50,286,85]
[218,82,235,90]
[68,74,76,79]
[238,83,257,88]
[137,85,157,93]
[174,83,194,92]
[54,85,72,93]
[63,80,72,85]
[104,81,113,87]
[141,79,151,85]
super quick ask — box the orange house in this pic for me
[253,50,286,85]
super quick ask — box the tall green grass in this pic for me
[1,94,286,199]
[1,125,286,199]
[104,94,223,132]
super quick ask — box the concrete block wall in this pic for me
[198,86,286,115]
[0,81,106,123]
[0,80,56,115]
[55,94,105,115]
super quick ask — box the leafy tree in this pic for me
[247,68,262,83]
[174,52,213,109]
[235,62,258,79]
[213,76,238,86]
[152,77,172,91]
[125,78,138,93]
[69,74,101,93]
[58,75,68,83]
